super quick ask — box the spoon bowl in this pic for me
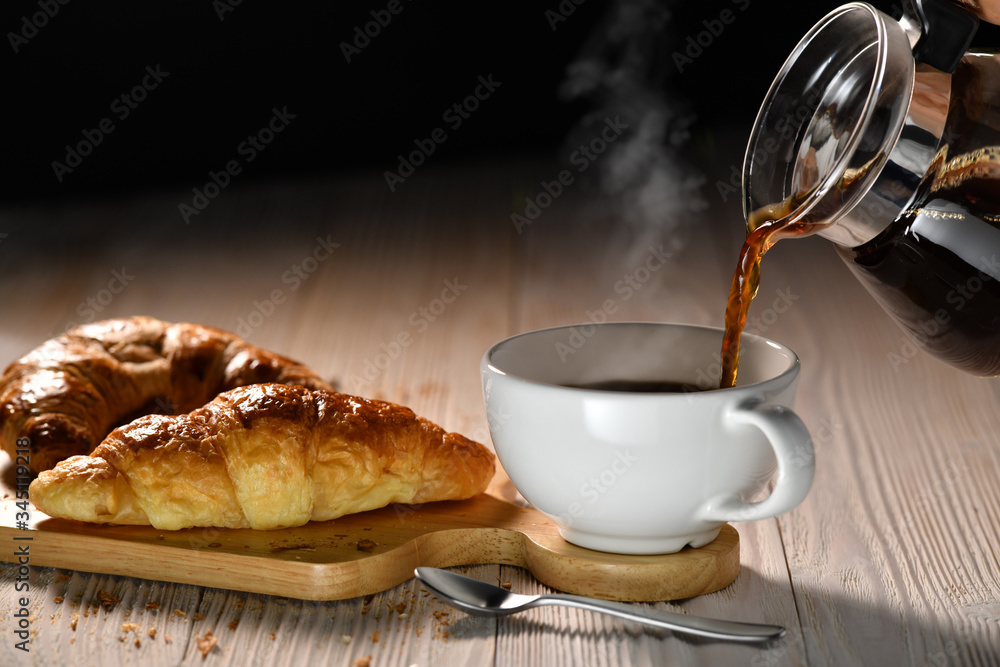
[414,567,785,643]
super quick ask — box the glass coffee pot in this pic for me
[743,0,1000,375]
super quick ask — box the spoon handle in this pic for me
[533,594,785,643]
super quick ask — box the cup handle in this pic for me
[700,402,814,523]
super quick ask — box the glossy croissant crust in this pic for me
[0,316,332,472]
[29,383,496,530]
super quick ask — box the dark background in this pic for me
[3,0,999,205]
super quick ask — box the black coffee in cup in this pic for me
[560,380,708,393]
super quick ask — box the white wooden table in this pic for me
[1,160,998,666]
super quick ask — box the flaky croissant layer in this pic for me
[29,384,495,530]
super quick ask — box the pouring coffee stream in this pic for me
[720,194,815,388]
[721,0,1000,386]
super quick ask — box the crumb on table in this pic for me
[97,590,120,610]
[196,631,217,658]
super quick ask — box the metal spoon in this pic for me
[414,567,785,643]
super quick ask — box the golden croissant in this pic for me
[29,383,495,530]
[0,316,332,472]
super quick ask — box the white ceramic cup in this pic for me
[481,322,814,555]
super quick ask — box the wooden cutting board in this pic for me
[1,469,739,602]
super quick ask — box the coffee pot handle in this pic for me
[902,0,979,72]
[700,403,815,524]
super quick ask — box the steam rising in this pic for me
[560,0,706,262]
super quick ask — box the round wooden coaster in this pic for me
[516,522,740,602]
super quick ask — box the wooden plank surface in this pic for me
[2,160,1000,666]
